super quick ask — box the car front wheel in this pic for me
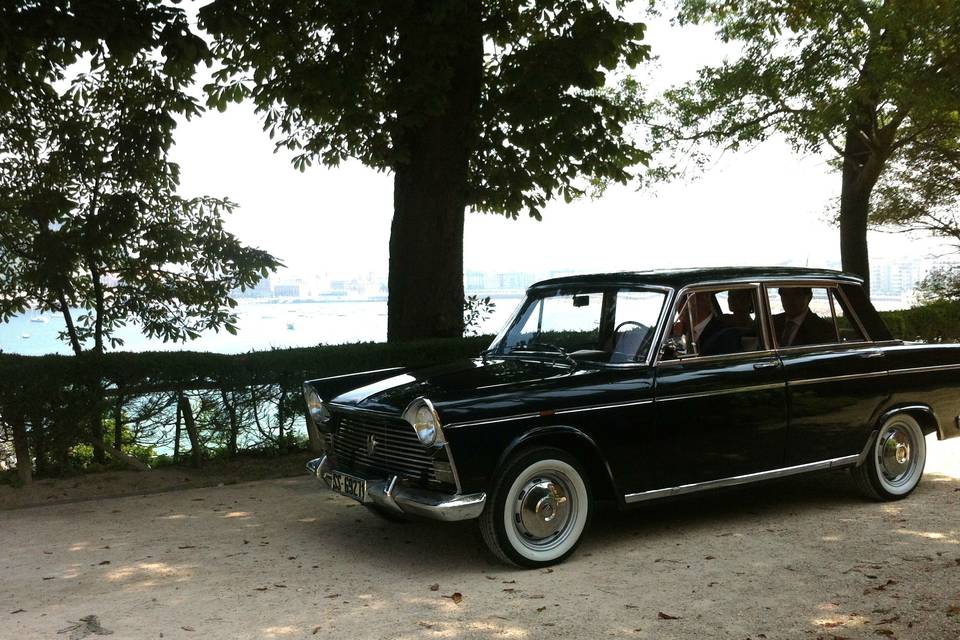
[853,413,927,500]
[479,446,591,568]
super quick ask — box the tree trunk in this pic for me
[173,393,182,461]
[839,126,879,296]
[29,410,48,477]
[387,1,483,342]
[11,412,32,485]
[113,392,124,453]
[178,392,202,468]
[276,385,287,454]
[221,388,238,457]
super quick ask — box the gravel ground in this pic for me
[1,437,958,640]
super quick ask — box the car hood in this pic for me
[329,357,585,419]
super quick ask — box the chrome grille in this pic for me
[332,412,437,482]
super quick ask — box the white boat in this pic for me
[29,315,49,324]
[20,333,30,339]
[286,322,295,330]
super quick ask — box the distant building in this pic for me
[273,283,300,298]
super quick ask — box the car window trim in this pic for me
[760,279,876,350]
[654,282,772,365]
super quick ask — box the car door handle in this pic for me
[753,361,781,370]
[864,350,884,358]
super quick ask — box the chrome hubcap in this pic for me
[878,425,915,484]
[515,477,572,543]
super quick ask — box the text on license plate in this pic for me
[329,471,366,503]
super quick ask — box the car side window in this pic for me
[767,286,840,348]
[664,287,766,359]
[829,290,867,343]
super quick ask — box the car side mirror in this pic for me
[660,335,688,360]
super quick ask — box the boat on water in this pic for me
[286,322,295,330]
[20,333,30,339]
[29,315,49,324]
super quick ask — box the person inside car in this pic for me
[773,287,836,347]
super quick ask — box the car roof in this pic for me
[529,267,863,291]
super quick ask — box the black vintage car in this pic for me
[303,268,960,567]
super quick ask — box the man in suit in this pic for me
[772,287,836,347]
[674,291,741,356]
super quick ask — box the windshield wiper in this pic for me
[510,342,577,367]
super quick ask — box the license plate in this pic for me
[329,471,366,503]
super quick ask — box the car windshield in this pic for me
[488,287,667,365]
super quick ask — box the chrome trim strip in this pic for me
[789,370,889,386]
[857,431,878,466]
[328,403,397,417]
[624,454,861,504]
[554,398,654,415]
[656,382,784,403]
[888,363,960,375]
[444,412,542,430]
[444,397,658,430]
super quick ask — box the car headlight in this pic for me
[302,384,331,427]
[402,398,442,446]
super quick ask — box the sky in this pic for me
[168,6,945,283]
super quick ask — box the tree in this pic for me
[642,1,960,294]
[0,1,279,472]
[0,19,280,356]
[199,0,649,341]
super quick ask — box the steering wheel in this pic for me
[610,321,648,362]
[613,321,644,334]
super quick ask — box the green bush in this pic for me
[878,301,960,342]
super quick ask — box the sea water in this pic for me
[0,297,523,356]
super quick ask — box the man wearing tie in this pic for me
[772,287,836,347]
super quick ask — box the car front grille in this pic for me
[332,411,438,483]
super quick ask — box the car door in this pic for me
[652,285,789,488]
[765,282,891,466]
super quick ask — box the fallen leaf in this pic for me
[502,580,516,584]
[324,593,340,599]
[98,561,110,566]
[42,577,55,581]
[443,592,463,605]
[254,587,268,592]
[625,605,638,609]
[819,621,844,628]
[536,606,546,613]
[484,575,496,580]
[704,556,716,560]
[657,612,679,620]
[429,583,439,592]
[181,626,195,632]
[878,615,900,624]
[273,584,287,588]
[874,630,894,636]
[946,605,960,617]
[542,568,554,574]
[502,588,516,593]
[312,626,322,635]
[9,609,25,615]
[417,622,433,629]
[178,545,195,550]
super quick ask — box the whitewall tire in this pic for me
[853,413,926,500]
[479,446,591,568]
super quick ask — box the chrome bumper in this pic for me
[306,456,486,522]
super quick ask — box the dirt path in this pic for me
[1,438,958,640]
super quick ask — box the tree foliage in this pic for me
[0,1,280,355]
[201,0,650,219]
[642,0,960,292]
[199,1,649,341]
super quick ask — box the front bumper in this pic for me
[306,456,486,522]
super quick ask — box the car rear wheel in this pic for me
[479,446,591,568]
[853,413,926,500]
